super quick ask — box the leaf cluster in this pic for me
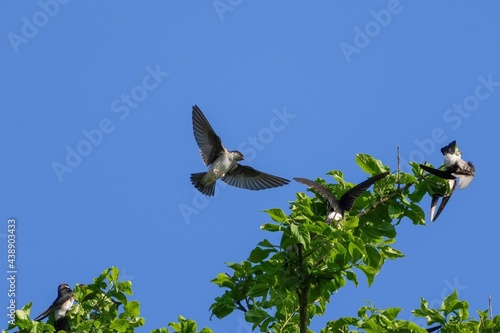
[5,154,495,333]
[210,155,428,332]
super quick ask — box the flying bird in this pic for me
[34,283,74,322]
[294,172,389,223]
[420,140,475,222]
[190,105,290,196]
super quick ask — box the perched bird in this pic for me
[34,283,74,322]
[420,140,475,222]
[190,105,290,196]
[294,172,389,223]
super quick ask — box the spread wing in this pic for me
[419,164,456,179]
[293,177,341,213]
[338,172,389,211]
[192,105,224,166]
[222,165,289,190]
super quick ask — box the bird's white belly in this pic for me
[444,153,460,167]
[54,298,74,320]
[208,157,234,178]
[328,211,343,221]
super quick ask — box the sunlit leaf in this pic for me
[264,208,287,222]
[356,154,386,174]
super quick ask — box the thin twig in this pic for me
[236,300,247,312]
[356,182,413,219]
[489,293,493,320]
[397,146,401,190]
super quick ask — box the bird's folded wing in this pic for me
[34,304,56,321]
[431,180,457,222]
[419,164,456,179]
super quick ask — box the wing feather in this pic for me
[222,165,289,190]
[192,105,224,166]
[338,172,389,211]
[293,177,341,213]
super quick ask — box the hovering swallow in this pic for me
[34,283,74,322]
[190,105,290,196]
[420,140,475,222]
[294,172,389,223]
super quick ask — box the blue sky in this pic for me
[1,1,500,332]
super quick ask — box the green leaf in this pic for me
[380,246,405,260]
[124,300,140,317]
[290,222,310,246]
[110,266,120,285]
[209,294,236,319]
[245,308,270,324]
[248,246,273,263]
[355,154,386,174]
[211,273,234,288]
[109,319,130,332]
[260,223,282,232]
[358,265,378,286]
[345,270,359,287]
[117,281,132,295]
[388,204,403,219]
[343,215,359,230]
[264,208,287,222]
[247,283,269,298]
[327,170,346,186]
[257,239,275,248]
[382,307,402,320]
[405,203,426,225]
[365,245,382,270]
[400,172,417,184]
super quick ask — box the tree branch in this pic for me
[236,300,247,312]
[356,182,413,219]
[397,146,401,190]
[296,243,309,333]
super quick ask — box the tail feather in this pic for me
[190,172,216,196]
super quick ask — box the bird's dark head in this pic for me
[231,150,244,161]
[441,140,460,156]
[58,283,71,294]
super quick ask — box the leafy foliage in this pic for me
[4,267,211,333]
[209,155,497,332]
[4,154,497,333]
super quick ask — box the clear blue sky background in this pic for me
[1,2,499,332]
